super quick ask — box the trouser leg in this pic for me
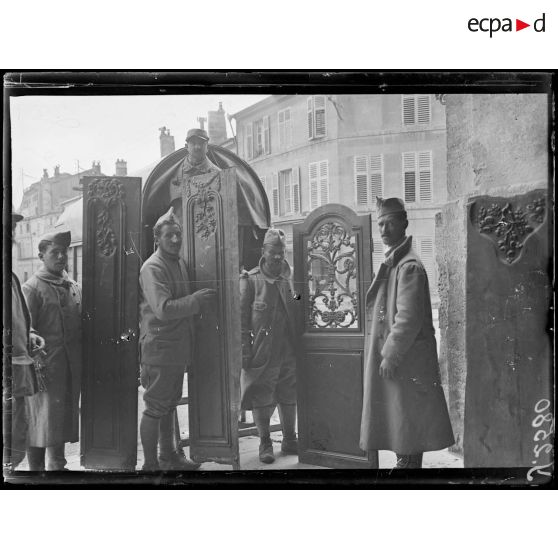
[46,444,67,471]
[10,396,28,470]
[278,403,297,440]
[395,453,423,469]
[27,446,46,471]
[140,413,160,470]
[158,409,177,460]
[253,405,276,464]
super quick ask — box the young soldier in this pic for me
[360,198,454,468]
[138,207,215,471]
[22,230,81,471]
[240,229,298,464]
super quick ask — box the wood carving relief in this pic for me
[87,177,125,257]
[475,196,546,264]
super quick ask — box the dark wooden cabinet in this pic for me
[294,204,378,468]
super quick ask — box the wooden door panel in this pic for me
[81,176,141,470]
[294,204,377,469]
[181,168,241,468]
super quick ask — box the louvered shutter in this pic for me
[309,162,319,210]
[418,237,436,294]
[246,123,253,159]
[264,115,271,154]
[402,95,416,125]
[285,108,292,146]
[418,151,432,202]
[307,97,314,139]
[319,160,329,204]
[272,172,279,217]
[371,238,384,280]
[314,95,326,137]
[369,154,383,200]
[354,155,369,206]
[278,110,285,148]
[292,166,300,214]
[403,152,416,203]
[282,170,293,215]
[417,95,431,124]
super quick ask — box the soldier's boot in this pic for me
[140,413,160,471]
[27,446,46,471]
[253,405,275,464]
[158,410,200,471]
[278,403,298,455]
[46,443,68,471]
[395,453,423,469]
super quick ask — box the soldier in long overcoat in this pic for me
[22,231,81,471]
[240,229,298,464]
[360,198,454,468]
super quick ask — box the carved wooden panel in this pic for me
[180,168,241,468]
[294,204,377,469]
[81,176,141,470]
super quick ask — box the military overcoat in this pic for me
[22,267,82,447]
[359,236,454,454]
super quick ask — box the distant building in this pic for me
[232,94,447,301]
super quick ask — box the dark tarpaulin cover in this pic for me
[142,145,270,229]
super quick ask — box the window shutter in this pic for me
[246,123,253,159]
[319,160,329,204]
[292,166,300,214]
[369,154,383,201]
[418,151,432,202]
[272,172,279,217]
[282,170,293,215]
[309,162,319,210]
[354,155,369,206]
[307,97,314,139]
[403,152,416,203]
[371,238,384,280]
[314,95,326,137]
[402,95,416,125]
[418,237,436,294]
[278,110,285,148]
[285,108,292,146]
[417,95,431,124]
[264,115,271,154]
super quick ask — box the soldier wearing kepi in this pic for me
[360,198,454,468]
[240,229,298,464]
[22,230,81,471]
[139,207,216,471]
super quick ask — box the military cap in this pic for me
[154,206,182,231]
[12,205,23,222]
[375,197,407,218]
[263,228,287,247]
[186,128,210,143]
[40,230,71,247]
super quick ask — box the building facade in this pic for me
[232,94,447,301]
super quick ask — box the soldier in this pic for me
[138,207,216,471]
[360,198,454,468]
[22,230,81,471]
[3,208,46,472]
[240,229,298,464]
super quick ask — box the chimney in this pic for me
[43,168,49,179]
[208,102,227,145]
[92,161,101,174]
[159,126,175,158]
[115,159,128,176]
[54,165,60,177]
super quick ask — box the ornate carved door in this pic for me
[180,168,241,469]
[294,204,378,468]
[81,176,142,470]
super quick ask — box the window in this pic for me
[309,160,329,210]
[402,95,431,125]
[245,116,271,159]
[271,168,300,217]
[278,108,292,148]
[23,271,28,282]
[402,151,432,203]
[417,237,436,295]
[354,154,384,206]
[307,95,326,139]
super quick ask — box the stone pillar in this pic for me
[436,94,551,467]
